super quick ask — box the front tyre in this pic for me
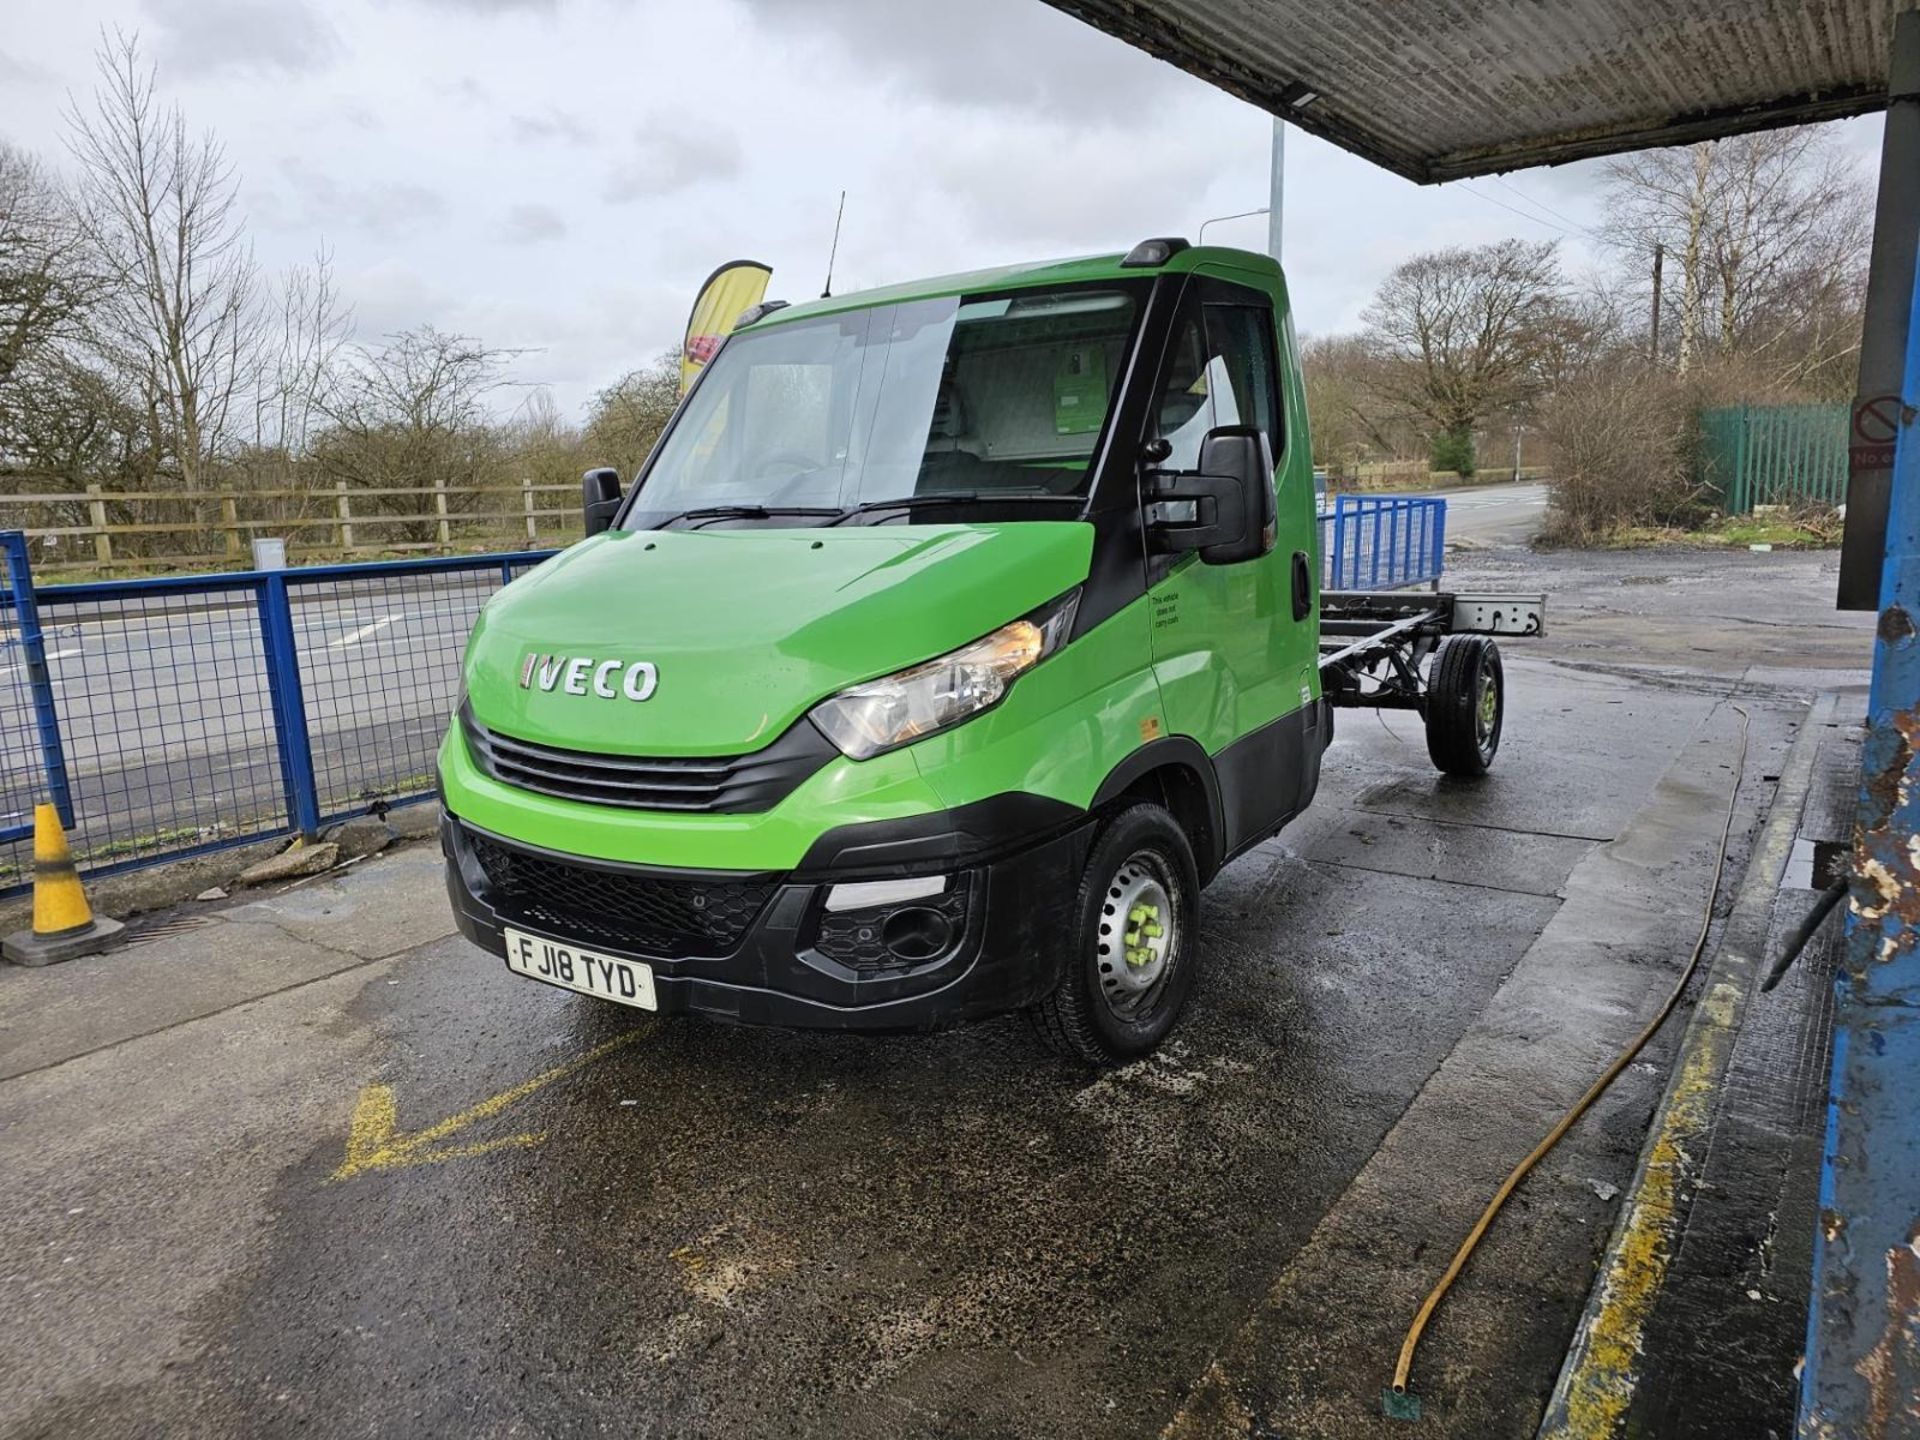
[1028,803,1199,1065]
[1425,634,1504,777]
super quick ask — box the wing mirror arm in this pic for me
[1146,472,1245,554]
[1143,427,1277,565]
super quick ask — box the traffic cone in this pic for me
[2,804,125,967]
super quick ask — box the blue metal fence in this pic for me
[0,496,1449,894]
[1318,493,1447,590]
[0,534,554,893]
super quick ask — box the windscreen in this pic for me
[623,284,1143,525]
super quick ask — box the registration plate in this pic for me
[503,926,657,1011]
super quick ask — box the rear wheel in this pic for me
[1028,803,1199,1065]
[1425,635,1504,777]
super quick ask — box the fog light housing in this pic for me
[882,906,953,962]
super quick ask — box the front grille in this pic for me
[465,826,776,957]
[461,702,834,814]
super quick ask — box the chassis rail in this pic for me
[1319,590,1545,713]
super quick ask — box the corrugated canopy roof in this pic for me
[1044,0,1897,181]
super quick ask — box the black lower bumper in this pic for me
[441,806,1093,1032]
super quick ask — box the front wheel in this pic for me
[1425,634,1504,777]
[1027,803,1199,1065]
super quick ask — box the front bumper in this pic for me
[441,805,1093,1032]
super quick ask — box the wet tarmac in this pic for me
[0,545,1871,1439]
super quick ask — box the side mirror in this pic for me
[582,467,623,537]
[1146,426,1277,565]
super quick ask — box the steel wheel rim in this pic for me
[1475,665,1500,754]
[1096,851,1178,1018]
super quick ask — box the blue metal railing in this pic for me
[1318,494,1447,591]
[0,496,1450,893]
[0,536,555,893]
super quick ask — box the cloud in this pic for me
[257,159,448,239]
[733,0,1192,125]
[338,260,456,342]
[0,50,57,87]
[412,0,558,11]
[603,119,743,202]
[503,202,567,243]
[509,107,592,145]
[142,0,343,78]
[914,110,1251,256]
[436,76,492,107]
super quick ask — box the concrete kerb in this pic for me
[1537,691,1838,1438]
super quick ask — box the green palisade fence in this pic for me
[1698,403,1849,514]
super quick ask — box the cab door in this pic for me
[1142,272,1321,854]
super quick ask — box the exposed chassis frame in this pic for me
[1319,589,1545,714]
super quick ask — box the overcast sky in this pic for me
[0,0,1886,420]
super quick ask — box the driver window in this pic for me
[1150,293,1281,471]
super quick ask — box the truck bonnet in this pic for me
[462,521,1095,756]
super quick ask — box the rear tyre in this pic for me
[1425,635,1504,777]
[1027,803,1199,1066]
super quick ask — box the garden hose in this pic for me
[1386,705,1750,1415]
[1760,880,1847,993]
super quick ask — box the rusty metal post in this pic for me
[1800,192,1920,1436]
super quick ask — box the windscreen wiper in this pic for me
[824,492,1067,525]
[660,504,842,530]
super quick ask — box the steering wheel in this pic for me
[753,449,826,503]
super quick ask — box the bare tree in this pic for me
[64,31,262,511]
[1360,238,1565,474]
[313,327,517,543]
[0,142,92,397]
[1602,127,1870,390]
[583,352,681,476]
[1299,333,1417,470]
[255,245,349,460]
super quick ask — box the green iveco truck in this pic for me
[438,239,1541,1063]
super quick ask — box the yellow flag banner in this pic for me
[681,260,772,395]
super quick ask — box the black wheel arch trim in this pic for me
[1089,736,1226,879]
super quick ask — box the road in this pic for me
[1426,481,1549,547]
[0,657,1807,1440]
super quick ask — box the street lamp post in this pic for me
[1197,206,1270,246]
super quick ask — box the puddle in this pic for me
[1782,836,1848,891]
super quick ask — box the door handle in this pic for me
[1291,550,1313,621]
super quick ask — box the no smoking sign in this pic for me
[1851,393,1905,469]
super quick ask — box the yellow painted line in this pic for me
[333,1030,643,1181]
[1541,698,1826,1438]
[1540,979,1740,1438]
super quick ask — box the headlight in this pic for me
[811,589,1080,759]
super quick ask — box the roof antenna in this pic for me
[821,190,846,298]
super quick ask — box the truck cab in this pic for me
[439,239,1338,1063]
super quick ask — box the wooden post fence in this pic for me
[85,484,112,571]
[0,479,580,570]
